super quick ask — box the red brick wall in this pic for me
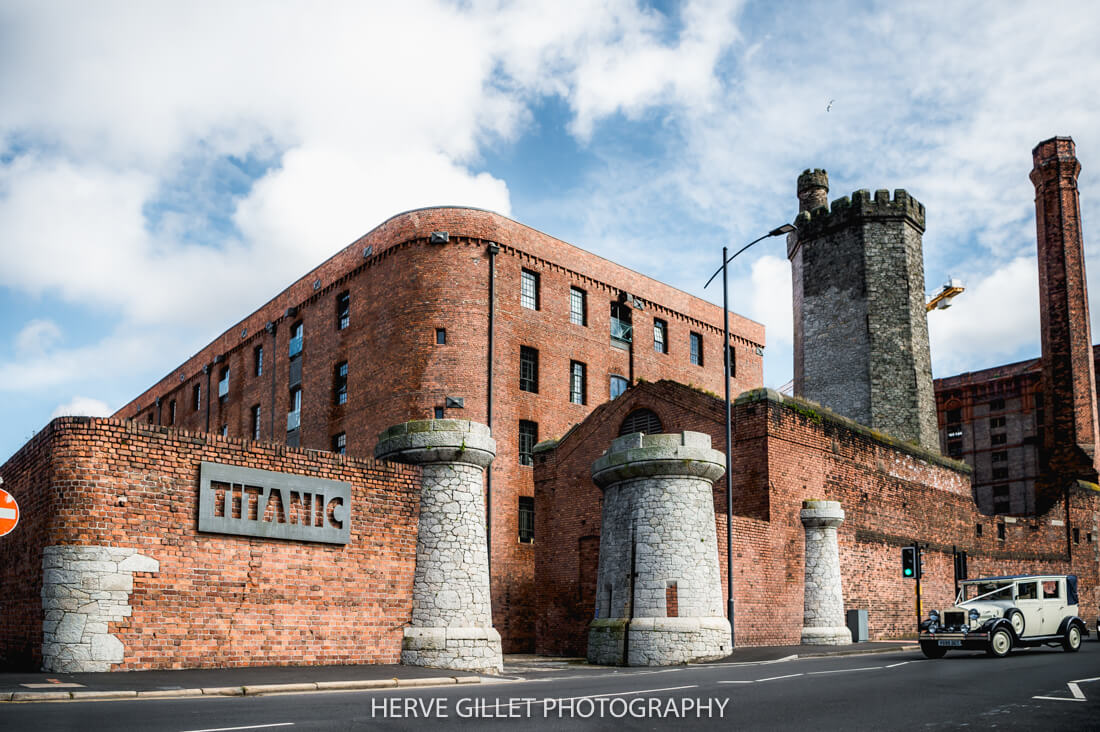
[112,207,765,651]
[0,417,420,671]
[535,381,1100,655]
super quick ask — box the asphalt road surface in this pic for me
[4,645,1098,731]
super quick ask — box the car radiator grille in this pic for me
[944,612,966,627]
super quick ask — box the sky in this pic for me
[2,0,1100,461]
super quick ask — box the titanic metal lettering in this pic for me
[198,462,351,544]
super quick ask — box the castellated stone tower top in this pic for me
[787,173,938,451]
[797,169,829,213]
[1030,136,1100,506]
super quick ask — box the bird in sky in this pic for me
[826,99,834,112]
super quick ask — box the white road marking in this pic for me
[884,661,909,668]
[702,655,798,668]
[808,666,882,675]
[755,674,803,682]
[716,680,755,684]
[534,685,697,705]
[1032,675,1100,703]
[180,724,294,732]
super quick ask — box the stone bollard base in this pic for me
[402,626,503,674]
[588,617,730,666]
[800,625,852,645]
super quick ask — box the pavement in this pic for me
[0,641,917,703]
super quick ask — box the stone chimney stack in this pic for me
[797,169,829,213]
[1031,136,1100,505]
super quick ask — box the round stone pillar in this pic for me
[375,419,502,674]
[800,499,851,645]
[587,431,729,666]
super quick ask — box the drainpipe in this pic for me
[266,321,277,439]
[486,241,500,577]
[203,364,212,433]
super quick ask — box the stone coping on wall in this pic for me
[374,420,496,468]
[733,388,971,475]
[590,431,726,487]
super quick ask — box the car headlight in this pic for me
[929,610,940,622]
[968,609,980,622]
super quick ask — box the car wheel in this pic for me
[920,641,947,659]
[1006,610,1025,637]
[987,628,1012,658]
[1062,624,1082,653]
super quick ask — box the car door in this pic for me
[1040,579,1065,635]
[1014,580,1042,637]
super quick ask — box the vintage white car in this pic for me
[919,574,1088,658]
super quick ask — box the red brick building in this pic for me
[534,380,1100,656]
[114,206,765,651]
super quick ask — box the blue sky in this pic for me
[2,0,1100,461]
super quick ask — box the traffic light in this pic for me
[902,546,918,578]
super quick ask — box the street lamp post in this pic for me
[704,223,795,649]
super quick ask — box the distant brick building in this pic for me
[113,206,765,651]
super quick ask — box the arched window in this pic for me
[619,408,663,436]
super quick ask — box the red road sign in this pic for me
[0,488,18,537]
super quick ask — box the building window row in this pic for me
[518,496,534,543]
[336,291,350,330]
[570,361,586,405]
[334,361,348,405]
[520,346,539,393]
[518,419,538,466]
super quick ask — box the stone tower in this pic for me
[587,431,729,666]
[1031,137,1100,507]
[787,169,938,450]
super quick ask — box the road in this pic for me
[4,645,1098,731]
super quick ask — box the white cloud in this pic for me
[15,319,62,358]
[51,397,113,419]
[927,257,1041,376]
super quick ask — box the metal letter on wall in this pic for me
[198,461,351,544]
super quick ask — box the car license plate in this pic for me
[938,640,962,647]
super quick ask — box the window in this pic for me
[989,398,1005,411]
[975,523,983,537]
[1073,527,1080,544]
[251,405,261,440]
[689,332,703,366]
[653,318,667,354]
[146,412,153,423]
[570,287,587,326]
[620,409,663,436]
[991,451,1008,463]
[992,467,1009,480]
[520,346,539,393]
[254,345,263,377]
[519,420,538,466]
[336,291,350,330]
[287,387,302,432]
[289,321,303,358]
[947,441,962,457]
[218,366,230,401]
[1017,581,1037,599]
[946,426,963,439]
[610,375,629,399]
[518,496,534,543]
[570,361,586,405]
[990,416,1006,429]
[436,328,446,345]
[334,361,348,405]
[434,407,445,419]
[997,522,1006,540]
[220,424,228,437]
[610,302,632,343]
[332,432,346,455]
[169,400,176,426]
[992,484,1009,497]
[991,433,1006,445]
[1042,580,1060,600]
[727,344,736,377]
[946,407,962,423]
[521,269,539,310]
[193,384,201,412]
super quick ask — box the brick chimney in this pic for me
[1031,136,1100,507]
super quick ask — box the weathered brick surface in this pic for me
[111,207,764,651]
[534,381,1100,655]
[1031,137,1100,506]
[0,417,420,671]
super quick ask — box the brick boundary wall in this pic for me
[0,417,421,671]
[535,381,1100,656]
